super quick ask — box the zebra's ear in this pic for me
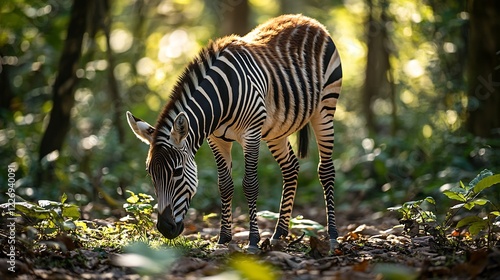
[126,111,155,145]
[170,112,189,147]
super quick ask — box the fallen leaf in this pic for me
[345,231,360,241]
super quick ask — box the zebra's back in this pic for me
[232,14,342,141]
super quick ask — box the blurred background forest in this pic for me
[1,0,499,219]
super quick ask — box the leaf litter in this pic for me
[1,207,499,279]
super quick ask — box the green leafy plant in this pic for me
[13,193,80,235]
[121,191,156,238]
[388,196,437,224]
[389,169,500,248]
[443,170,500,247]
[387,196,439,239]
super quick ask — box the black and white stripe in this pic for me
[129,14,342,250]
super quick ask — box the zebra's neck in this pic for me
[178,96,221,153]
[155,37,240,153]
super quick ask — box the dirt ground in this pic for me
[1,207,500,280]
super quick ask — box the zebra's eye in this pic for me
[173,166,183,177]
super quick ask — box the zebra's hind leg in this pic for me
[267,138,300,244]
[311,111,339,251]
[241,133,262,251]
[207,136,234,245]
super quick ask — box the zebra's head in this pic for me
[126,111,197,239]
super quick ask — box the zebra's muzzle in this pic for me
[157,207,184,239]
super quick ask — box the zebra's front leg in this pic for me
[218,168,234,244]
[242,137,262,250]
[267,138,300,242]
[208,137,234,245]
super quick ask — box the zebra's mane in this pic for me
[155,35,240,132]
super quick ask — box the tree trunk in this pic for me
[0,52,13,112]
[101,0,125,145]
[363,0,393,136]
[466,0,500,138]
[219,0,250,36]
[38,0,90,161]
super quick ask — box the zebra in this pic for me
[126,14,342,251]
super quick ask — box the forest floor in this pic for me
[1,206,500,280]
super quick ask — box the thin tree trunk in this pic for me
[363,0,392,136]
[466,0,500,138]
[101,0,128,198]
[129,0,148,77]
[220,0,250,36]
[101,0,125,144]
[38,0,89,161]
[0,52,13,112]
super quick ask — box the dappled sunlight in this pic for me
[344,0,367,14]
[250,0,279,22]
[114,62,132,81]
[443,42,457,53]
[400,90,415,105]
[422,124,433,138]
[158,29,193,62]
[80,135,99,150]
[135,57,155,76]
[86,59,108,72]
[404,59,425,78]
[145,93,162,111]
[327,7,366,89]
[110,29,134,53]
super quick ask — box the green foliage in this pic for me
[389,169,500,248]
[1,191,207,268]
[121,190,155,238]
[10,193,80,235]
[387,196,437,224]
[445,171,500,240]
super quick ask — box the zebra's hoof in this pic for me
[329,239,340,254]
[245,245,261,254]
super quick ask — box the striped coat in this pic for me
[127,14,342,251]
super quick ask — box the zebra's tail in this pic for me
[297,124,309,159]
